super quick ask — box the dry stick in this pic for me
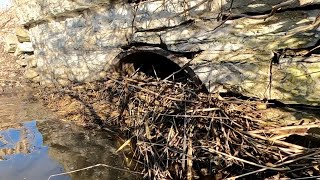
[292,176,320,180]
[227,136,320,180]
[226,168,267,180]
[308,44,320,55]
[275,150,320,167]
[268,58,273,99]
[186,107,220,113]
[269,134,295,141]
[159,113,229,119]
[187,138,193,180]
[242,131,306,151]
[205,148,289,171]
[287,165,318,173]
[278,147,303,154]
[248,124,320,134]
[108,77,198,103]
[227,149,320,179]
[47,163,142,180]
[163,58,194,81]
[182,100,187,171]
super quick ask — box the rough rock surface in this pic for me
[13,0,320,105]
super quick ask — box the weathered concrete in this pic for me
[13,0,320,105]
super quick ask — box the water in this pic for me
[0,92,138,180]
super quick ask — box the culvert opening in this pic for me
[116,52,202,86]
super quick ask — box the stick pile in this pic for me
[35,72,320,179]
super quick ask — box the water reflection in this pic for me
[0,120,137,180]
[0,121,70,180]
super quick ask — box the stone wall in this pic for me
[12,0,320,105]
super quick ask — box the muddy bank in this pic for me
[0,90,55,125]
[34,71,320,179]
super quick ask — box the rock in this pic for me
[16,59,28,67]
[14,42,34,56]
[57,79,70,86]
[32,76,41,83]
[26,55,37,68]
[15,27,30,42]
[24,68,39,79]
[4,34,19,53]
[98,71,107,79]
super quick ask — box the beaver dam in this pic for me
[34,68,320,179]
[3,0,320,179]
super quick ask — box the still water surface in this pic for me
[0,93,137,180]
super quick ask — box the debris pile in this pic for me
[35,72,320,179]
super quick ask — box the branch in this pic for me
[48,163,142,180]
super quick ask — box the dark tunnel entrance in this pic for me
[117,52,196,83]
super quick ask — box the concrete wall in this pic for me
[12,0,320,105]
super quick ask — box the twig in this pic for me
[187,138,193,180]
[226,151,320,179]
[159,113,229,119]
[242,131,307,151]
[186,107,220,113]
[307,44,320,55]
[163,58,194,81]
[47,163,142,180]
[226,168,268,180]
[275,151,320,167]
[291,175,320,180]
[108,77,198,103]
[205,148,289,171]
[182,100,187,171]
[248,124,320,134]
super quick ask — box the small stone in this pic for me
[26,55,37,68]
[24,68,39,79]
[15,27,30,42]
[16,59,28,68]
[32,76,41,83]
[99,71,107,78]
[4,34,19,53]
[14,42,34,56]
[57,79,70,86]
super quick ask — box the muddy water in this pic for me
[0,92,138,180]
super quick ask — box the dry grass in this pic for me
[35,71,320,179]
